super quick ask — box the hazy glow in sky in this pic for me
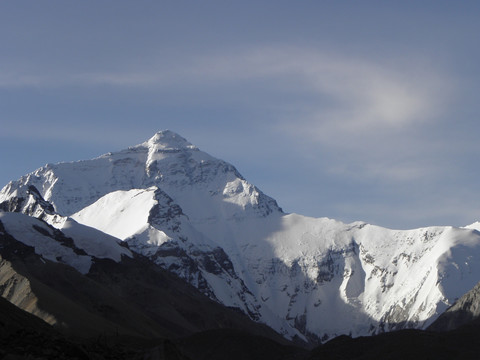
[1,1,479,229]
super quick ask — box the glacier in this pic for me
[1,129,480,343]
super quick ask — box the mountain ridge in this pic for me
[0,211,291,343]
[2,130,480,344]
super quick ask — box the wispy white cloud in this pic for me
[189,46,449,183]
[1,45,451,184]
[189,46,445,126]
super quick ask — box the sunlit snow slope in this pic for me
[1,130,480,343]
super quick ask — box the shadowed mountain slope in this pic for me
[0,212,292,348]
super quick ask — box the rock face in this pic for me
[428,281,480,332]
[2,130,480,343]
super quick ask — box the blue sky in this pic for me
[1,1,480,229]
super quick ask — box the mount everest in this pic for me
[1,130,480,344]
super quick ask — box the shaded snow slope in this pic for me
[0,212,92,274]
[0,212,131,274]
[2,130,480,343]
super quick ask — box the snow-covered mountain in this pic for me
[2,130,480,343]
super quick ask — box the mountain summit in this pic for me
[144,130,198,151]
[2,130,480,344]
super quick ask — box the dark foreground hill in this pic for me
[4,303,480,360]
[308,327,480,360]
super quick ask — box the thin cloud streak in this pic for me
[1,46,448,129]
[1,45,451,185]
[0,121,139,149]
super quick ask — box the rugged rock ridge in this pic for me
[428,280,480,332]
[2,130,480,343]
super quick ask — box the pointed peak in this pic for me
[146,130,197,151]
